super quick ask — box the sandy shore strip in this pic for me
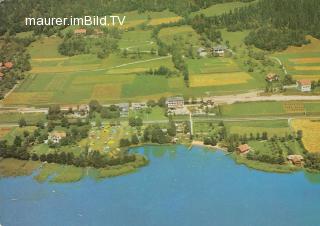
[191,140,228,151]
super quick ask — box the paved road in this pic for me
[206,91,320,104]
[1,91,320,113]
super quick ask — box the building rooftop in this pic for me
[237,144,250,153]
[4,62,13,69]
[50,131,67,138]
[297,79,311,86]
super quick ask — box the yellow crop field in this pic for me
[294,66,320,71]
[91,84,122,100]
[148,17,182,25]
[290,58,320,64]
[282,102,305,113]
[293,74,320,81]
[284,36,320,53]
[292,119,320,152]
[3,92,53,105]
[190,72,252,87]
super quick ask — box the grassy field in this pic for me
[274,36,320,81]
[3,126,37,144]
[158,25,201,46]
[225,120,292,137]
[117,10,181,28]
[2,11,280,106]
[187,57,266,93]
[34,163,84,183]
[130,106,167,121]
[220,101,320,117]
[0,158,40,177]
[291,119,320,153]
[233,154,299,173]
[0,112,45,124]
[191,1,258,17]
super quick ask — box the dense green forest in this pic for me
[191,0,320,51]
[0,0,252,35]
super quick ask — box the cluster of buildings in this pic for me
[166,96,189,115]
[61,104,90,118]
[266,72,312,92]
[197,45,228,58]
[0,61,14,80]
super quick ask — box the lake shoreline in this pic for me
[0,143,318,183]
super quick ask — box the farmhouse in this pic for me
[237,144,250,154]
[49,131,67,144]
[287,155,304,166]
[166,96,184,109]
[74,28,87,35]
[213,45,226,57]
[296,79,311,92]
[266,73,279,82]
[197,47,208,57]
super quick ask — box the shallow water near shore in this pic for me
[1,145,320,226]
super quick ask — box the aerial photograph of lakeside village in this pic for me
[1,0,320,225]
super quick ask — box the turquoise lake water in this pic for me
[1,145,320,226]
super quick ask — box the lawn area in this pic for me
[225,120,291,137]
[130,106,167,121]
[248,139,305,156]
[191,1,258,17]
[119,29,156,51]
[220,29,250,48]
[291,119,320,153]
[28,36,64,59]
